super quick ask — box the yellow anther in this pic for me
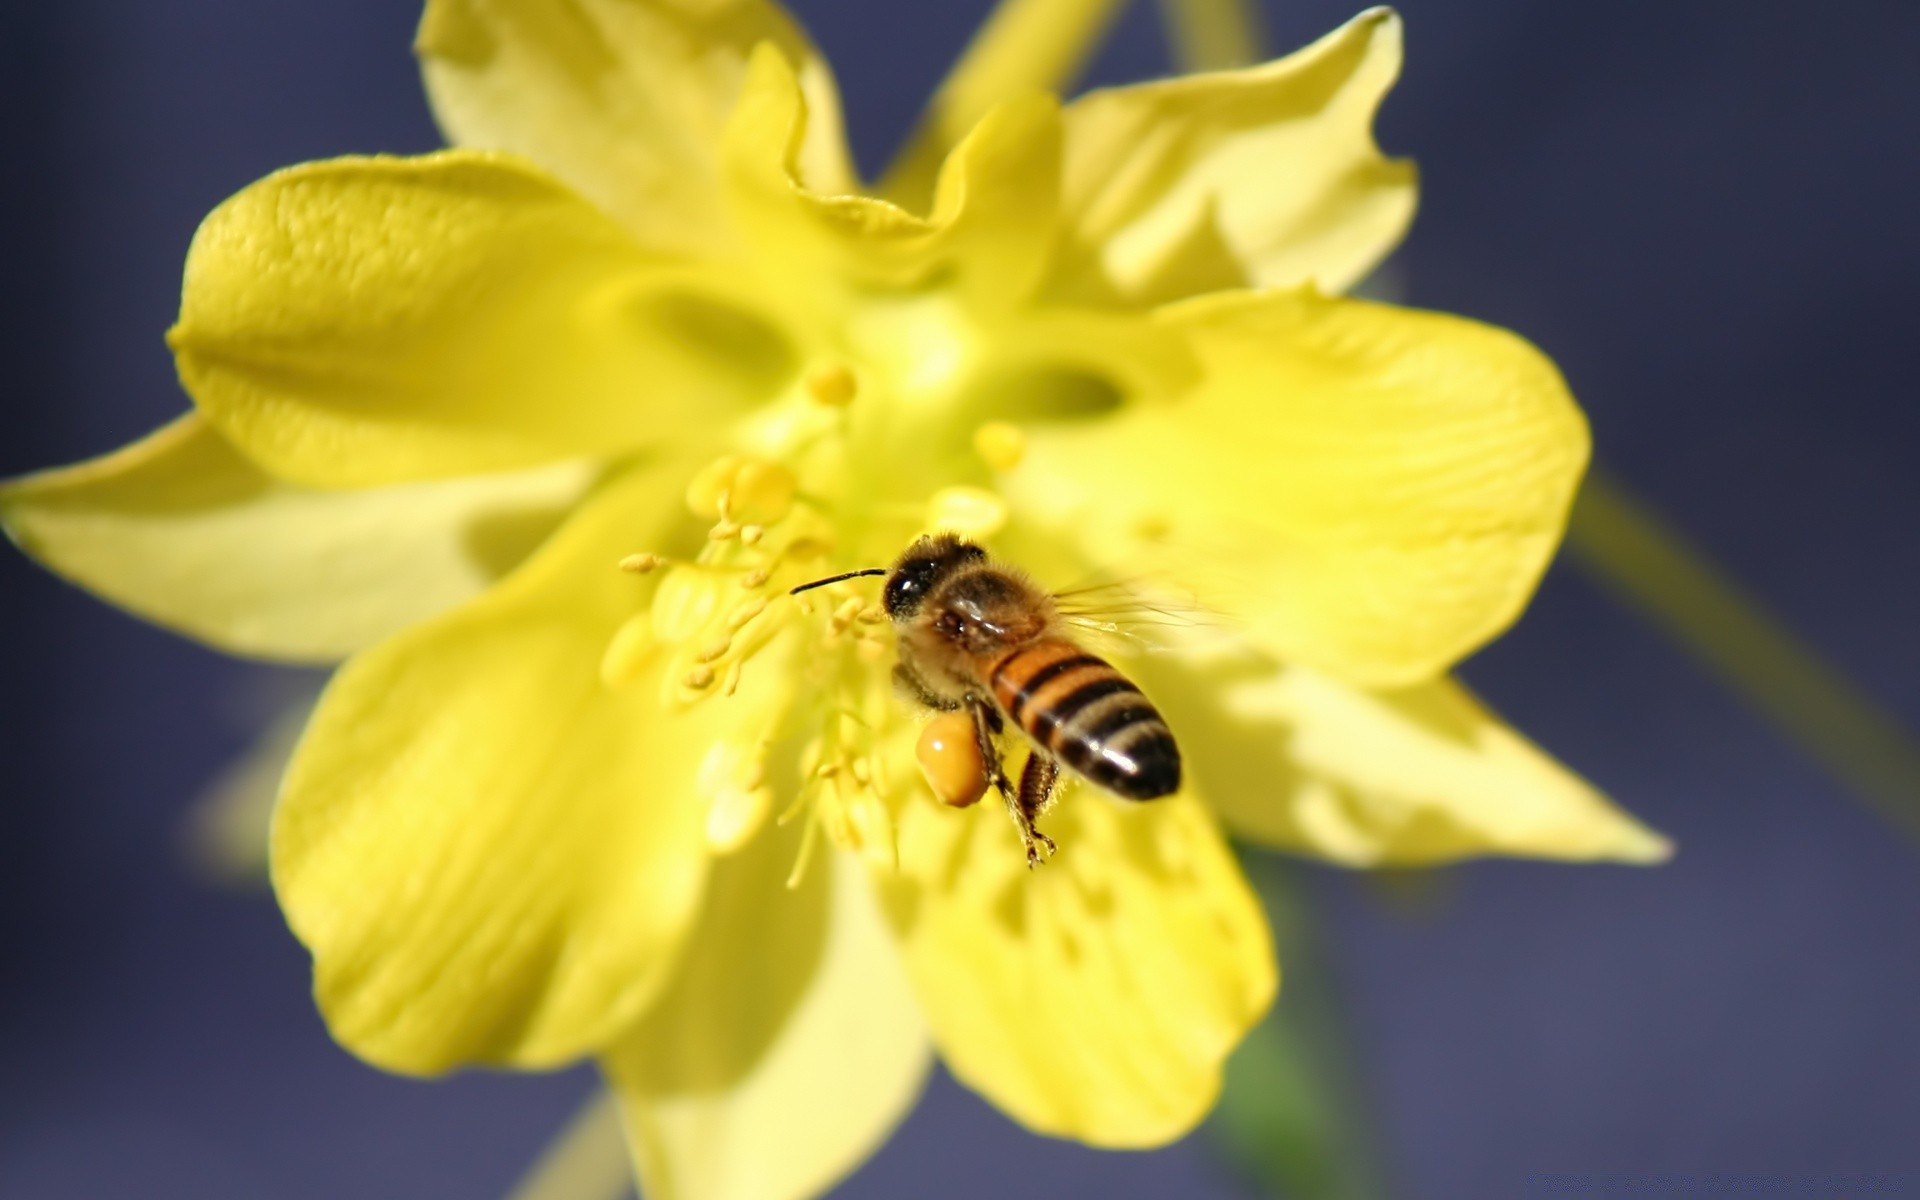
[783,537,831,562]
[651,567,723,641]
[618,553,664,574]
[599,613,657,687]
[973,421,1027,472]
[707,784,772,853]
[804,362,858,407]
[784,817,822,889]
[741,567,770,589]
[847,800,897,870]
[831,596,864,630]
[699,740,773,853]
[822,802,857,850]
[857,606,886,625]
[740,524,765,546]
[727,599,768,630]
[695,636,732,663]
[925,485,1008,538]
[709,521,742,541]
[722,661,744,696]
[686,455,797,524]
[684,664,716,689]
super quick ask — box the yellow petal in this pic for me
[878,783,1274,1146]
[173,150,794,487]
[273,464,795,1073]
[417,0,854,257]
[722,46,1061,309]
[1142,651,1672,865]
[922,92,1064,311]
[607,845,928,1200]
[1006,288,1589,686]
[1052,7,1414,304]
[0,415,590,661]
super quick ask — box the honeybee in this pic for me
[793,534,1180,866]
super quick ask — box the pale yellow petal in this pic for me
[173,151,793,487]
[1005,288,1589,686]
[921,93,1065,311]
[417,0,854,257]
[878,780,1274,1147]
[0,415,590,661]
[607,845,928,1200]
[1052,7,1414,304]
[722,46,1063,310]
[1140,650,1672,865]
[273,464,795,1074]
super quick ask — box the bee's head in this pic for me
[882,534,987,620]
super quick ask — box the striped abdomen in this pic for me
[988,638,1180,800]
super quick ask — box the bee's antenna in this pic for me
[789,568,886,596]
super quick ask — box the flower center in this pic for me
[844,294,976,400]
[602,343,1036,877]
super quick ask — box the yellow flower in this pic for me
[0,2,1669,1195]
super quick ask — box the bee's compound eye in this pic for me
[916,711,987,808]
[883,558,940,617]
[883,574,919,613]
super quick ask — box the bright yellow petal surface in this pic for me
[417,0,854,257]
[0,415,589,661]
[274,464,794,1073]
[1006,288,1589,687]
[878,781,1274,1147]
[173,150,794,488]
[1052,7,1414,304]
[607,844,928,1200]
[1144,651,1671,865]
[722,46,1061,311]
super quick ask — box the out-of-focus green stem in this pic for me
[879,0,1127,209]
[1210,853,1388,1200]
[1155,0,1266,70]
[1566,470,1920,843]
[505,1090,632,1200]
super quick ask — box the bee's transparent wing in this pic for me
[1052,577,1227,657]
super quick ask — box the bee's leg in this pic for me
[1015,752,1061,868]
[965,696,1014,797]
[891,662,960,712]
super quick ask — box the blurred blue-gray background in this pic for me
[3,1,1917,1196]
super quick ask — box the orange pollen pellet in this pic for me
[916,711,988,809]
